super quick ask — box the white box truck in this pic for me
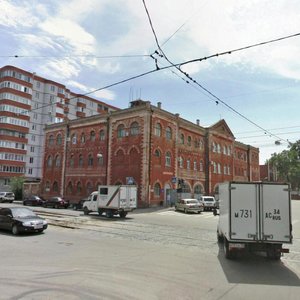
[83,185,137,218]
[216,181,292,259]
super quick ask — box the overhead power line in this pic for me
[141,0,298,145]
[0,54,150,59]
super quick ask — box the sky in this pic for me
[1,0,300,164]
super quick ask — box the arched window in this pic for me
[47,155,52,167]
[180,134,184,144]
[154,123,161,136]
[218,163,221,174]
[165,151,171,167]
[187,136,192,146]
[76,182,82,194]
[166,127,172,140]
[117,124,125,138]
[88,154,93,166]
[154,149,161,157]
[186,159,190,169]
[116,149,125,163]
[90,130,96,141]
[69,155,74,168]
[154,183,161,196]
[45,181,50,192]
[86,182,93,195]
[99,130,105,141]
[212,142,216,152]
[67,182,73,194]
[194,185,203,195]
[71,133,77,144]
[53,181,59,193]
[97,154,104,165]
[80,133,85,143]
[56,134,62,145]
[55,155,61,167]
[130,122,139,136]
[193,160,197,170]
[79,154,83,167]
[48,135,54,146]
[200,160,204,172]
[179,156,183,168]
[213,162,217,173]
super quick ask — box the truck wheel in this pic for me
[119,211,127,218]
[217,230,223,243]
[83,207,89,215]
[98,209,103,216]
[106,210,113,218]
[267,245,281,260]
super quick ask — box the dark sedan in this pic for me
[23,195,46,206]
[0,207,48,235]
[43,197,69,209]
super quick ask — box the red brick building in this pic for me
[41,100,260,207]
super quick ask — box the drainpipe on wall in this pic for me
[147,108,153,207]
[205,130,210,195]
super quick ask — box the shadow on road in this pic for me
[217,242,300,286]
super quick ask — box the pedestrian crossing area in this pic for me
[157,210,216,218]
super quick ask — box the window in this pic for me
[187,159,190,169]
[130,122,139,136]
[117,124,125,138]
[55,155,61,167]
[47,156,52,167]
[48,135,54,146]
[218,163,221,174]
[166,127,172,140]
[179,156,183,168]
[97,154,104,166]
[76,182,82,194]
[223,146,227,155]
[79,154,83,167]
[154,123,161,137]
[180,134,184,144]
[217,144,221,153]
[200,160,203,172]
[56,134,62,145]
[213,162,217,173]
[80,133,85,143]
[70,155,74,168]
[187,136,191,146]
[212,142,216,152]
[90,131,96,141]
[193,160,197,170]
[53,181,59,193]
[154,183,161,196]
[165,151,171,167]
[99,130,105,141]
[71,134,77,144]
[154,149,161,157]
[29,157,33,164]
[88,154,93,166]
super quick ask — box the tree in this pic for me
[268,140,300,191]
[10,177,25,200]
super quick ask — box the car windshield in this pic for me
[186,200,198,204]
[11,208,36,218]
[203,197,214,202]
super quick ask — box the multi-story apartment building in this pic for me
[0,65,119,189]
[41,99,260,207]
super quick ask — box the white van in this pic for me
[199,196,216,211]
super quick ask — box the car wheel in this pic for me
[23,201,26,206]
[12,225,19,235]
[54,204,59,209]
[184,208,187,214]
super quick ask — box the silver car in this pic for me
[0,192,15,203]
[199,196,216,211]
[175,198,204,214]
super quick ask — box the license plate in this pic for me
[229,243,245,249]
[34,224,43,229]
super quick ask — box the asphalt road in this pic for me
[0,202,300,299]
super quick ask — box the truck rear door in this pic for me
[261,183,292,243]
[230,183,258,241]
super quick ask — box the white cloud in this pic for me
[67,80,115,101]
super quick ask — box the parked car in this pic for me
[175,198,204,214]
[0,192,15,203]
[23,195,46,206]
[0,207,47,235]
[72,197,88,210]
[199,196,216,211]
[43,197,69,209]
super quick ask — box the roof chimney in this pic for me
[157,102,161,109]
[196,119,200,126]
